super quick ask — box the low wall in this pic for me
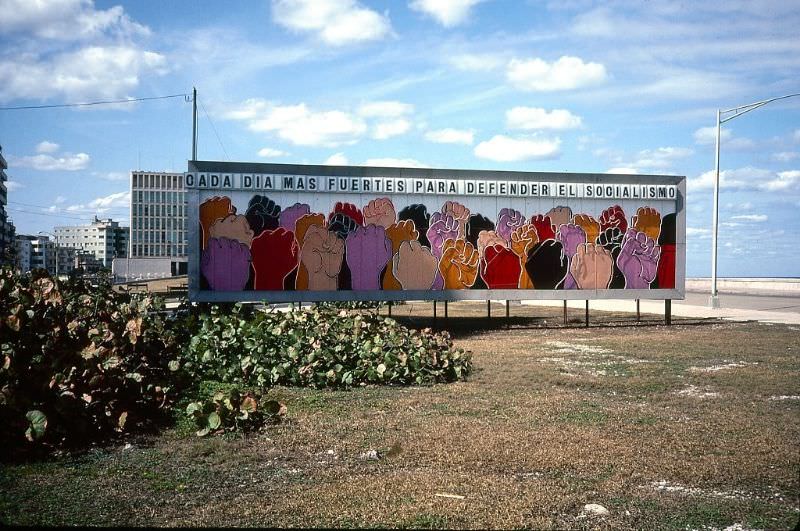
[686,278,800,295]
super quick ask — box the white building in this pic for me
[53,217,128,268]
[14,234,75,276]
[125,171,188,278]
[1,145,17,266]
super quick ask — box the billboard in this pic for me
[186,161,685,303]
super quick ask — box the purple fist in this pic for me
[617,228,661,289]
[201,237,251,291]
[279,202,311,234]
[426,212,460,258]
[496,208,525,242]
[557,223,587,289]
[345,225,392,290]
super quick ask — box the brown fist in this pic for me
[200,196,235,249]
[299,224,344,291]
[393,240,438,290]
[510,223,538,289]
[363,197,397,228]
[383,220,419,290]
[546,206,573,229]
[570,243,614,289]
[209,215,254,247]
[294,213,326,246]
[442,200,470,239]
[632,206,661,242]
[439,238,479,290]
[572,214,601,245]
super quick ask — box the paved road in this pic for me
[683,291,800,314]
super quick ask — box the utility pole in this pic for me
[192,87,198,161]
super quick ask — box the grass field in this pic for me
[2,302,798,529]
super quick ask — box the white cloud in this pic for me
[686,227,711,238]
[772,151,799,162]
[362,158,428,168]
[246,103,367,147]
[11,152,90,171]
[223,98,270,121]
[55,196,67,204]
[0,46,167,103]
[324,153,349,165]
[371,119,411,140]
[633,147,693,170]
[506,56,607,92]
[88,191,130,210]
[447,53,504,72]
[794,129,800,143]
[688,167,800,193]
[257,147,288,158]
[425,128,475,145]
[1,0,149,41]
[730,214,768,222]
[272,0,391,46]
[606,167,638,174]
[693,126,754,150]
[5,180,24,192]
[474,135,561,162]
[357,101,413,118]
[36,141,60,154]
[506,107,583,130]
[409,0,482,27]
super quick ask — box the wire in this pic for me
[0,93,190,111]
[6,206,128,221]
[199,99,229,161]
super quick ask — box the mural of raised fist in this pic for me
[529,214,556,241]
[525,240,568,289]
[570,243,613,289]
[393,240,438,290]
[632,206,661,242]
[245,195,281,236]
[363,197,397,228]
[251,228,299,290]
[439,238,479,290]
[480,244,522,289]
[328,212,360,240]
[329,202,364,226]
[345,225,392,290]
[510,223,538,289]
[546,206,573,229]
[209,214,254,247]
[300,224,344,291]
[617,228,661,289]
[572,214,601,245]
[557,223,587,289]
[279,203,311,234]
[442,200,470,238]
[476,230,508,257]
[200,196,235,249]
[398,204,431,247]
[653,213,676,289]
[597,227,626,289]
[599,205,627,233]
[382,220,419,290]
[496,208,526,242]
[427,212,460,258]
[201,236,251,291]
[466,214,495,249]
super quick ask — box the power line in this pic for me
[6,206,128,221]
[199,98,229,161]
[0,93,190,111]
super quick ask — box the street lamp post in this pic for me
[709,92,800,308]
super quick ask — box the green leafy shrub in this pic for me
[180,303,471,388]
[186,385,285,437]
[0,268,188,452]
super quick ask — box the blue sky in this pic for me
[1,0,799,277]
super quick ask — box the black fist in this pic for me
[398,204,431,247]
[246,195,281,235]
[466,214,495,249]
[597,227,625,289]
[327,212,359,240]
[525,240,568,289]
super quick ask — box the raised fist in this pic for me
[570,243,613,289]
[617,229,661,289]
[597,227,626,289]
[251,228,299,291]
[329,202,364,226]
[599,205,627,233]
[245,195,281,236]
[328,212,360,240]
[442,200,470,238]
[480,244,522,289]
[466,214,495,249]
[345,225,392,291]
[382,220,419,290]
[525,240,568,290]
[393,240,438,290]
[300,224,344,291]
[653,213,676,289]
[209,214,254,247]
[398,204,431,247]
[556,223,586,257]
[476,230,508,257]
[294,213,326,245]
[529,214,556,241]
[546,206,573,229]
[632,206,661,242]
[496,208,526,242]
[426,212,460,258]
[363,197,397,228]
[201,237,250,291]
[200,196,235,249]
[279,203,311,234]
[510,223,538,289]
[572,214,601,244]
[439,238,479,290]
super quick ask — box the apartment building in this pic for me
[14,234,75,275]
[53,217,128,268]
[0,145,17,266]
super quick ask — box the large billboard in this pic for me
[186,161,685,303]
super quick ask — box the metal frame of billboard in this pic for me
[187,160,686,303]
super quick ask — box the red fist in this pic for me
[529,214,556,241]
[599,205,628,233]
[480,244,522,289]
[251,228,299,290]
[328,202,364,226]
[656,243,676,289]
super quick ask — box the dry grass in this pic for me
[2,302,798,529]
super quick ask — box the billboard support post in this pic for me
[665,299,672,325]
[505,300,510,328]
[563,301,568,326]
[636,299,641,322]
[585,300,589,327]
[487,300,491,319]
[444,300,448,319]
